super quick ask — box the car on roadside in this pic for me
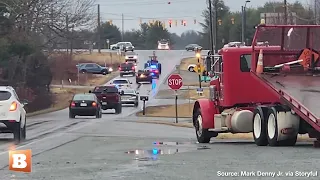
[110,42,133,50]
[185,44,202,51]
[123,44,134,52]
[77,63,110,75]
[110,78,132,88]
[120,88,139,107]
[0,86,27,143]
[68,93,102,118]
[90,86,123,114]
[119,62,135,77]
[136,69,153,84]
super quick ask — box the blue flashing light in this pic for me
[152,148,159,155]
[150,65,157,68]
[150,72,154,75]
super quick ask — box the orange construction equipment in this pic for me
[256,49,263,74]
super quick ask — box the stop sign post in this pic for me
[167,74,183,123]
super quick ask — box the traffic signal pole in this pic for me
[198,58,202,89]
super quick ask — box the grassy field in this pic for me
[136,103,193,118]
[72,52,124,64]
[27,87,91,117]
[180,57,197,71]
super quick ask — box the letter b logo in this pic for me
[9,149,32,173]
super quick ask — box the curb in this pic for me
[135,120,312,141]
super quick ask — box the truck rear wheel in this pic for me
[252,106,269,146]
[266,106,297,147]
[115,104,122,114]
[194,108,212,143]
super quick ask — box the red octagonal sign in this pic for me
[168,74,183,90]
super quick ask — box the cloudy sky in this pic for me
[96,0,310,35]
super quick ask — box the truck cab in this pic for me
[193,23,320,147]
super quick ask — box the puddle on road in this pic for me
[125,141,210,161]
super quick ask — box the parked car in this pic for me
[68,93,102,118]
[90,86,123,114]
[77,63,110,75]
[185,44,202,51]
[110,42,133,50]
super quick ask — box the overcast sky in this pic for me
[96,0,310,35]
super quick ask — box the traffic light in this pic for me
[175,20,178,26]
[194,19,197,24]
[181,20,183,25]
[108,20,113,25]
[195,48,201,58]
[183,20,186,26]
[218,19,222,25]
[231,18,235,24]
[169,19,172,27]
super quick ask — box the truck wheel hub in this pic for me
[196,115,203,136]
[253,113,262,138]
[267,113,276,139]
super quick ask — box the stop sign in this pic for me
[168,74,183,90]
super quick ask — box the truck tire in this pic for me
[120,73,123,77]
[266,106,297,147]
[193,108,213,143]
[252,106,269,146]
[80,69,86,73]
[115,104,122,114]
[69,111,75,118]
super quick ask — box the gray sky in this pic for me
[96,0,310,35]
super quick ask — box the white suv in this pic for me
[0,86,27,143]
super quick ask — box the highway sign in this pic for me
[168,74,183,90]
[194,63,205,74]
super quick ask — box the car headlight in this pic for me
[108,67,113,72]
[125,56,128,59]
[133,55,137,59]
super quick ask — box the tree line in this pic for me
[0,0,95,112]
[200,1,316,49]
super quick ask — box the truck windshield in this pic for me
[113,80,129,84]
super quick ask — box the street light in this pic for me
[241,0,250,44]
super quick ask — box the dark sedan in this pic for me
[69,93,102,118]
[185,44,202,51]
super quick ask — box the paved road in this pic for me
[0,50,319,179]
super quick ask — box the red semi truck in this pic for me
[192,23,320,147]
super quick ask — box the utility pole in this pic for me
[97,4,101,53]
[284,0,287,24]
[208,0,214,54]
[66,15,69,55]
[214,0,218,53]
[315,0,318,25]
[241,6,245,44]
[121,13,124,41]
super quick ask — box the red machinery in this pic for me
[193,23,320,147]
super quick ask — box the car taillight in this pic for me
[9,101,17,111]
[154,70,158,73]
[119,67,121,70]
[71,102,76,107]
[132,66,135,70]
[92,102,97,107]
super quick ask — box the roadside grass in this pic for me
[156,88,209,100]
[180,57,197,71]
[136,103,193,118]
[27,87,90,117]
[72,52,124,64]
[29,72,118,117]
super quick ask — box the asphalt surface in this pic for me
[0,50,319,180]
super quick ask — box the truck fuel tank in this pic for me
[226,110,253,133]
